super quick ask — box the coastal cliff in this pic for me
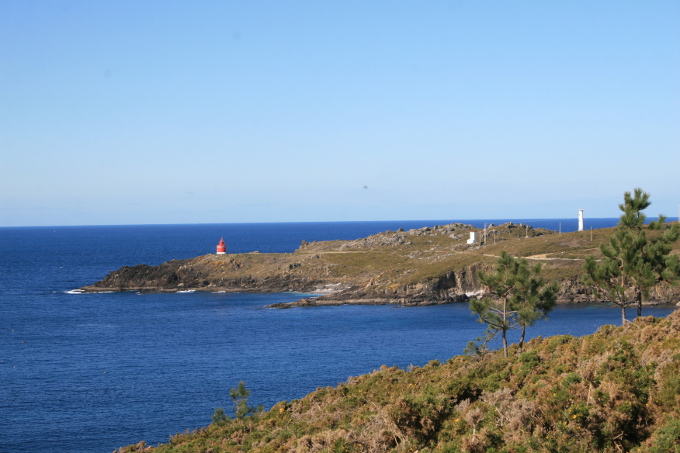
[82,222,679,307]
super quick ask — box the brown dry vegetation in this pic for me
[117,310,680,453]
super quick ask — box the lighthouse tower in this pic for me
[216,238,227,255]
[578,209,584,232]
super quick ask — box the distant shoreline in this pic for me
[78,220,680,309]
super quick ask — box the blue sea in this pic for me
[1,219,677,453]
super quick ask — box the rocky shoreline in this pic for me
[80,221,679,308]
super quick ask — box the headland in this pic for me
[81,221,680,307]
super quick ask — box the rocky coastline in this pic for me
[81,221,679,308]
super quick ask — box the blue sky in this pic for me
[1,1,679,226]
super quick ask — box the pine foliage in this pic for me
[583,188,680,324]
[231,381,262,420]
[211,381,263,425]
[470,251,559,357]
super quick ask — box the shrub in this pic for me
[211,407,230,424]
[647,417,680,453]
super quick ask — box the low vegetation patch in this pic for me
[116,311,680,453]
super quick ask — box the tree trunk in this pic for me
[502,328,508,358]
[621,305,627,325]
[502,296,508,357]
[519,326,526,354]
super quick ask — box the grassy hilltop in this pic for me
[117,310,680,453]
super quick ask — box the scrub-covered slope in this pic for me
[117,310,680,453]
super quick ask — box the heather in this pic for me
[119,310,680,452]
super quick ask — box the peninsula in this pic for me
[82,221,679,307]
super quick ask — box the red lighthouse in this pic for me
[216,238,227,255]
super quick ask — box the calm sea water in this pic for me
[1,219,676,453]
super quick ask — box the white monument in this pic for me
[467,231,478,244]
[578,209,584,232]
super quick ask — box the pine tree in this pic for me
[230,381,262,419]
[212,381,263,424]
[515,267,559,353]
[583,188,680,324]
[471,251,559,357]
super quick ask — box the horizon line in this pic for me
[3,216,678,229]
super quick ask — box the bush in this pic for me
[211,407,230,424]
[647,418,680,453]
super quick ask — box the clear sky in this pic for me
[1,1,678,226]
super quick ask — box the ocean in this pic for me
[1,219,677,453]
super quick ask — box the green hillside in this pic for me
[117,310,680,453]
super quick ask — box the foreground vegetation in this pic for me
[118,310,680,452]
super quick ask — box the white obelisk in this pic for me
[578,209,584,232]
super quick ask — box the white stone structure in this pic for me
[467,231,478,244]
[578,209,584,232]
